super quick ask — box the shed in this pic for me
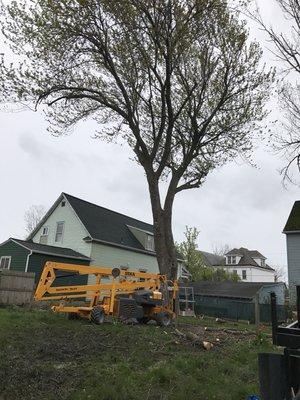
[0,238,91,285]
[191,281,286,304]
[189,281,287,323]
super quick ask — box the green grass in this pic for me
[0,308,278,400]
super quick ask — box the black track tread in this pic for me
[90,307,104,325]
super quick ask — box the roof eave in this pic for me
[90,237,157,257]
[26,194,65,240]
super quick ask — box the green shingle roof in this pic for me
[283,201,300,232]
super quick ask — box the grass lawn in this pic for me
[0,308,278,400]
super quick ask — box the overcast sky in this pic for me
[0,0,299,273]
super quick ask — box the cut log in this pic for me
[203,341,214,350]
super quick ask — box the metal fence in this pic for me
[194,295,287,323]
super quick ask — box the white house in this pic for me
[199,247,275,283]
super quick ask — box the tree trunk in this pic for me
[147,176,178,280]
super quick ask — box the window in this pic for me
[233,270,238,275]
[261,259,265,268]
[40,226,49,245]
[242,270,247,280]
[61,201,66,207]
[42,226,49,236]
[145,235,155,251]
[55,221,65,242]
[0,256,11,269]
[227,255,236,265]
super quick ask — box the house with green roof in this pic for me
[0,193,187,284]
[283,200,300,303]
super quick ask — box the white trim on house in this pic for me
[25,251,33,273]
[9,239,90,261]
[11,239,32,251]
[126,225,154,236]
[0,256,11,270]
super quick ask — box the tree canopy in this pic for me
[252,0,300,182]
[0,0,273,278]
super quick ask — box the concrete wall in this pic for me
[32,197,91,257]
[286,233,300,304]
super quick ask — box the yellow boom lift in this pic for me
[34,262,179,327]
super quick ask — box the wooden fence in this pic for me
[0,269,35,305]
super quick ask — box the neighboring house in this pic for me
[0,238,90,285]
[283,200,300,303]
[0,193,186,283]
[198,247,275,283]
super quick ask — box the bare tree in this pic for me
[251,1,300,182]
[211,243,231,256]
[24,205,45,235]
[0,0,273,278]
[273,264,287,282]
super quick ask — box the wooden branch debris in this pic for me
[173,329,214,350]
[204,326,253,335]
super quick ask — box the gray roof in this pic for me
[283,201,300,232]
[190,281,279,299]
[199,251,225,267]
[225,247,274,271]
[11,238,90,261]
[63,193,155,253]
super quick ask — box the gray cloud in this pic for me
[0,0,298,274]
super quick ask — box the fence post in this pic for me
[255,293,260,328]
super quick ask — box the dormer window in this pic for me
[145,235,155,251]
[227,255,236,265]
[261,259,265,267]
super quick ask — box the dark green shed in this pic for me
[0,238,90,285]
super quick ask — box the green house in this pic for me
[0,238,90,284]
[0,193,187,283]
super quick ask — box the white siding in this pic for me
[31,198,91,257]
[224,266,275,283]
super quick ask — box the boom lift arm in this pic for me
[34,262,178,326]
